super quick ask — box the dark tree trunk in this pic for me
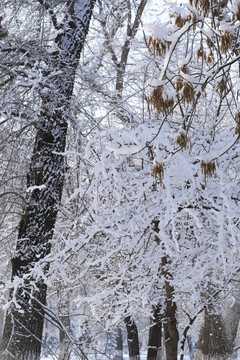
[0,1,95,359]
[147,305,163,360]
[124,316,141,360]
[162,257,179,360]
[195,303,240,360]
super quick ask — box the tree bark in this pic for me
[147,305,163,360]
[195,302,240,360]
[124,316,141,360]
[58,290,71,360]
[162,257,179,360]
[0,1,95,359]
[114,327,124,360]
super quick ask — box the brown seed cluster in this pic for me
[148,86,174,115]
[235,112,240,136]
[220,32,232,54]
[217,79,226,96]
[175,78,184,92]
[171,13,190,28]
[199,0,210,14]
[189,0,210,14]
[148,36,170,58]
[182,82,195,105]
[201,160,217,183]
[152,162,164,185]
[176,132,191,151]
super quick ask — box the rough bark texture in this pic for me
[195,302,240,360]
[147,305,163,360]
[0,1,95,359]
[124,316,141,360]
[162,257,179,360]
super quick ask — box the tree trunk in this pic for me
[58,290,71,360]
[147,305,163,360]
[195,302,240,360]
[0,1,95,359]
[113,327,124,360]
[124,316,141,360]
[162,257,179,360]
[187,336,196,360]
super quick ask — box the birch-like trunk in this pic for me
[0,1,95,359]
[113,327,124,360]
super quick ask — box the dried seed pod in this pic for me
[197,47,207,62]
[176,132,191,151]
[235,112,240,136]
[182,82,195,105]
[148,36,170,58]
[201,160,217,183]
[206,37,214,49]
[148,86,174,115]
[200,0,210,14]
[175,14,186,27]
[180,65,189,74]
[217,79,226,96]
[175,78,183,93]
[206,50,214,66]
[152,162,164,185]
[220,32,232,54]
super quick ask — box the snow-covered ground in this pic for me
[41,354,191,360]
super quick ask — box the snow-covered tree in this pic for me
[0,1,95,359]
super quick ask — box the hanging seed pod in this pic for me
[197,47,207,62]
[175,14,186,27]
[148,36,170,58]
[148,86,174,115]
[152,162,164,185]
[180,65,189,74]
[235,112,240,136]
[217,79,226,96]
[201,160,217,183]
[199,0,210,14]
[206,37,214,49]
[175,77,184,93]
[176,132,191,151]
[182,82,195,105]
[220,32,232,54]
[206,50,214,66]
[194,0,199,8]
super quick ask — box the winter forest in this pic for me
[0,0,239,359]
